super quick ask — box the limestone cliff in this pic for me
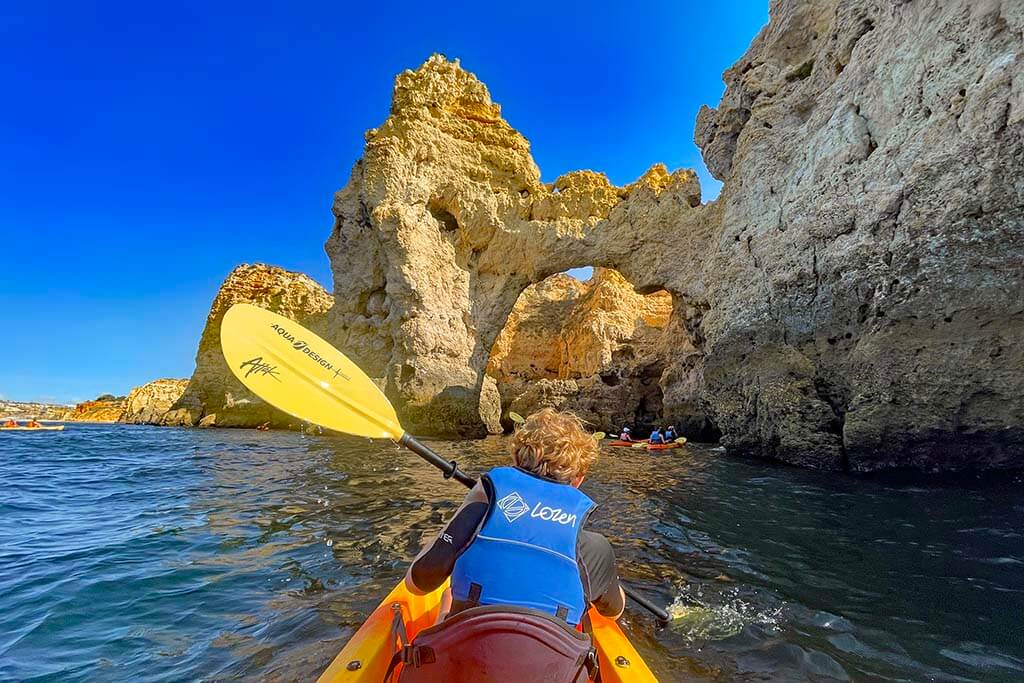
[64,398,126,423]
[693,0,1023,470]
[322,54,706,438]
[163,264,333,428]
[120,378,189,425]
[486,274,588,384]
[321,6,1022,472]
[488,269,700,433]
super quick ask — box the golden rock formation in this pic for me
[64,398,126,423]
[121,378,190,425]
[163,264,333,428]
[322,54,706,438]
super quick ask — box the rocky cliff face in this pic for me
[64,398,126,423]
[485,269,708,434]
[322,54,707,438]
[693,0,1023,470]
[163,264,333,428]
[121,378,189,424]
[320,0,1022,472]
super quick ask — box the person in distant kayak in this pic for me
[618,426,634,442]
[664,425,678,441]
[649,427,666,444]
[399,408,624,681]
[26,418,42,428]
[3,419,17,427]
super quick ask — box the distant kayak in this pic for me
[608,438,649,447]
[1,425,65,431]
[646,439,684,451]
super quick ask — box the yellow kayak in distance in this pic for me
[317,578,657,682]
[1,425,65,431]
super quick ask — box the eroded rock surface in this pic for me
[64,398,126,423]
[694,0,1023,470]
[121,378,189,424]
[488,269,693,432]
[314,0,1022,471]
[163,264,333,428]
[323,54,708,438]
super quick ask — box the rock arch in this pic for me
[322,0,1024,478]
[321,56,714,436]
[485,268,705,436]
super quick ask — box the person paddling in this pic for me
[399,408,625,681]
[664,425,678,441]
[617,426,634,442]
[3,418,17,428]
[26,418,42,428]
[649,427,666,445]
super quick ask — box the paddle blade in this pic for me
[631,442,648,449]
[220,303,404,440]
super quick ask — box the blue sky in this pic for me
[0,1,768,404]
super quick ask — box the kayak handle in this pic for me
[397,431,671,624]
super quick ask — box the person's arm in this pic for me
[404,481,488,595]
[578,531,626,620]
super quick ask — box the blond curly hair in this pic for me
[510,408,598,483]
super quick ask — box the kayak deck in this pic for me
[646,441,682,450]
[1,425,65,431]
[317,578,656,682]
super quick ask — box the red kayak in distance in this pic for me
[607,438,649,447]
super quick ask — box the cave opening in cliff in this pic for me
[486,267,711,437]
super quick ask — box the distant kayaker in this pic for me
[664,425,678,441]
[26,418,42,428]
[3,418,17,428]
[649,427,667,444]
[400,408,624,680]
[618,426,634,442]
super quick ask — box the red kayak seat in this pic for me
[390,604,598,682]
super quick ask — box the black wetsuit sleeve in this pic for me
[409,501,487,592]
[578,530,625,617]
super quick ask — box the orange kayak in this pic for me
[317,578,656,682]
[607,438,649,447]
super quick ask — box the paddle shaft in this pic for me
[397,432,670,624]
[398,433,476,487]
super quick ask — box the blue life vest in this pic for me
[451,466,595,625]
[650,430,664,443]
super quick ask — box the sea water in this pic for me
[1,425,1021,681]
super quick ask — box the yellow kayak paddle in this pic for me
[220,303,668,623]
[220,303,474,486]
